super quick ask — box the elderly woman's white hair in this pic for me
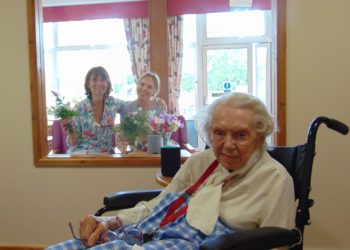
[137,71,161,98]
[197,92,277,149]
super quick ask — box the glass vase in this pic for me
[114,131,129,154]
[162,132,172,146]
[133,136,148,151]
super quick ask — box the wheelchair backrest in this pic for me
[267,145,308,201]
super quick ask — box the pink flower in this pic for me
[83,129,96,139]
[107,117,114,126]
[148,113,183,134]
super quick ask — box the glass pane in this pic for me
[255,46,268,106]
[44,53,56,109]
[43,23,54,49]
[179,15,197,119]
[43,18,134,118]
[206,11,267,38]
[48,49,134,101]
[206,48,248,105]
[57,19,122,46]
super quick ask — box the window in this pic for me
[43,7,277,150]
[179,9,276,148]
[27,0,286,166]
[43,18,135,123]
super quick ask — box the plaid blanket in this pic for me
[46,192,234,250]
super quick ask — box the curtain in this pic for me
[124,18,150,81]
[167,16,183,114]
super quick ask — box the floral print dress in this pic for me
[69,96,122,153]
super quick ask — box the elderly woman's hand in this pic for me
[79,215,111,247]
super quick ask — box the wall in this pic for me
[0,0,349,249]
[286,1,350,249]
[0,2,160,246]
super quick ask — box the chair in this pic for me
[170,115,197,153]
[51,120,69,154]
[94,116,348,250]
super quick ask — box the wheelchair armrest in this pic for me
[95,189,162,216]
[200,227,301,250]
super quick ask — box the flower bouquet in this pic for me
[47,91,78,133]
[149,113,183,145]
[114,109,152,151]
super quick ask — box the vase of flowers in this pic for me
[114,108,151,151]
[149,113,183,146]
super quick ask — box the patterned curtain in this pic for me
[124,18,150,81]
[167,16,183,114]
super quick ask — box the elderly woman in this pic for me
[64,68,166,154]
[48,92,295,249]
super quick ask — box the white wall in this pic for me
[0,0,349,249]
[286,1,350,249]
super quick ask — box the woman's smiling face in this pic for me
[210,104,263,171]
[136,76,157,100]
[88,74,108,101]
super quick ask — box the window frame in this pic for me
[182,10,277,148]
[27,0,286,167]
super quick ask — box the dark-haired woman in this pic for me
[65,66,119,153]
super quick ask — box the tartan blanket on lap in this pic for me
[45,192,234,250]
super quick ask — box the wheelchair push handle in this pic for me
[325,118,349,135]
[308,116,349,144]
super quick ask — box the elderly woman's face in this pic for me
[210,104,263,171]
[88,74,108,101]
[137,76,156,100]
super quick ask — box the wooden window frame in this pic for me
[27,0,286,167]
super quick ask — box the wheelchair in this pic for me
[95,116,348,250]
